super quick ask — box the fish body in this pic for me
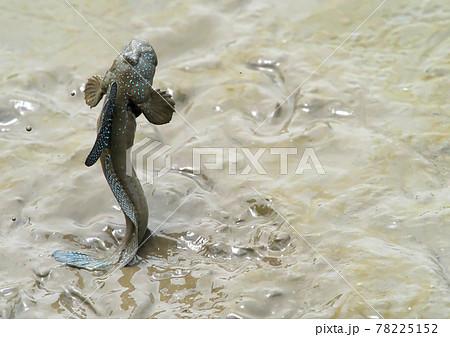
[53,40,175,270]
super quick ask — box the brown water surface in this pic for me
[0,0,449,318]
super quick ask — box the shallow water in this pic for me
[0,0,449,318]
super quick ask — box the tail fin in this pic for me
[52,250,111,270]
[52,237,137,270]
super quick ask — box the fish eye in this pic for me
[123,52,139,66]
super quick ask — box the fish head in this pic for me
[104,40,158,104]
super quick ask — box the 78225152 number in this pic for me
[375,324,438,334]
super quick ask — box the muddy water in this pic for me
[0,0,449,318]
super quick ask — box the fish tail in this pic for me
[52,250,114,270]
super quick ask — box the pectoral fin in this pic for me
[84,75,105,107]
[85,82,117,167]
[141,89,175,125]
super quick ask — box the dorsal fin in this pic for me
[85,82,117,167]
